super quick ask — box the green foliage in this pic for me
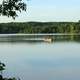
[0,0,27,19]
[0,61,18,80]
[0,62,5,71]
[0,22,80,34]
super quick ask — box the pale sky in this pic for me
[0,0,80,23]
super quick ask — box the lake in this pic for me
[0,34,80,80]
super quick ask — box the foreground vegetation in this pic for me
[0,0,26,19]
[0,62,18,80]
[0,21,80,34]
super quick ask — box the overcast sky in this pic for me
[0,0,80,23]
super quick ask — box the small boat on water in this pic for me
[43,37,53,42]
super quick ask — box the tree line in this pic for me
[0,22,80,34]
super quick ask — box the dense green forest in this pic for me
[0,21,80,34]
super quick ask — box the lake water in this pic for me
[0,35,80,80]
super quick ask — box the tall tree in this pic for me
[0,0,27,19]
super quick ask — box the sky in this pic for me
[0,0,80,23]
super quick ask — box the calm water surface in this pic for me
[0,35,80,80]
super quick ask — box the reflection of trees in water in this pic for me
[0,35,79,43]
[73,35,80,42]
[53,35,80,42]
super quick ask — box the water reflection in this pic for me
[53,35,80,42]
[0,35,80,43]
[0,35,80,80]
